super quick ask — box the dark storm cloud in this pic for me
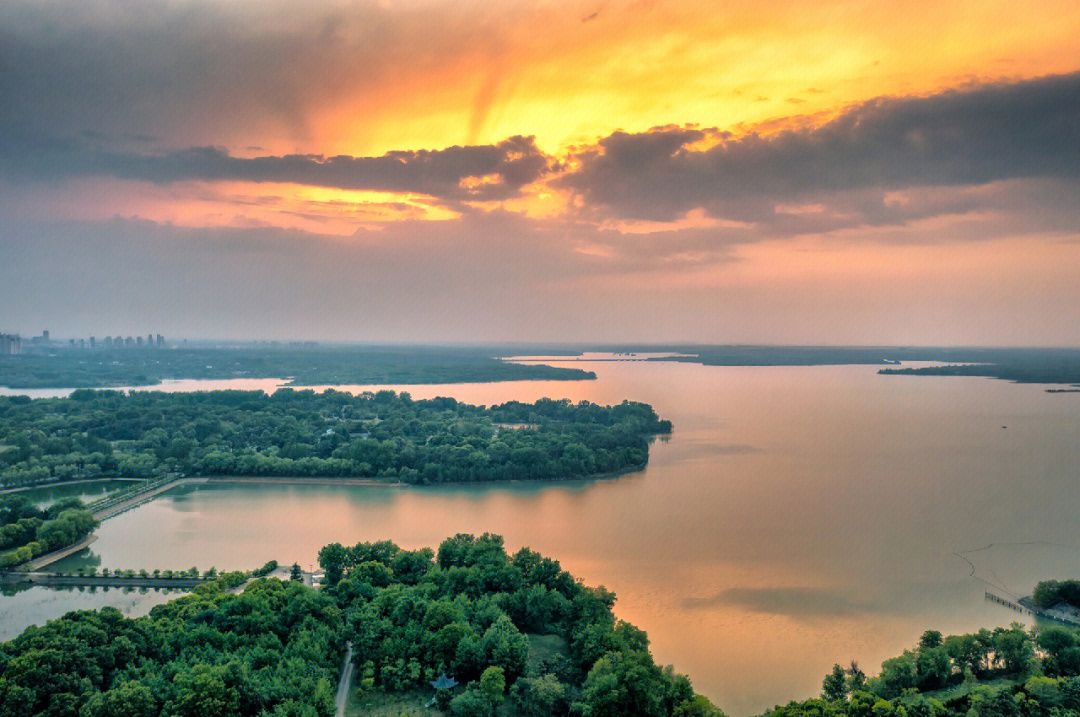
[0,136,552,202]
[560,72,1080,222]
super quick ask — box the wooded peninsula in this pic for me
[0,390,671,488]
[0,533,723,717]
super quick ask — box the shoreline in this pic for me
[204,476,407,488]
[199,463,647,489]
[3,465,651,524]
[16,534,99,571]
[0,477,143,495]
[3,466,647,575]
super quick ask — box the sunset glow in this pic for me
[3,0,1080,342]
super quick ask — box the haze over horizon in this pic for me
[3,0,1080,344]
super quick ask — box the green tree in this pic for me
[79,681,156,717]
[448,686,493,717]
[673,695,727,717]
[994,625,1034,675]
[824,664,848,701]
[847,662,868,693]
[479,666,506,706]
[163,665,240,717]
[479,616,529,680]
[511,674,568,717]
[317,543,347,585]
[579,650,668,717]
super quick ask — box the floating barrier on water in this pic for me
[985,590,1028,613]
[985,590,1080,625]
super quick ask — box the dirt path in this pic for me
[336,641,354,717]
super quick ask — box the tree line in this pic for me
[0,345,595,389]
[0,494,97,568]
[0,390,672,487]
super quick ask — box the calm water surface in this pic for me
[7,361,1080,714]
[5,479,133,508]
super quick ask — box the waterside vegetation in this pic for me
[0,495,97,568]
[0,390,671,488]
[771,620,1080,717]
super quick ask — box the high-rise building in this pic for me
[0,334,22,355]
[90,336,96,348]
[156,334,164,348]
[42,330,50,343]
[147,333,154,348]
[137,336,144,348]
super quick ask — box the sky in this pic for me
[2,0,1080,344]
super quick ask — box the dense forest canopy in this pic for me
[0,534,723,717]
[0,345,594,389]
[0,573,342,717]
[0,495,97,568]
[1033,581,1080,610]
[0,390,671,487]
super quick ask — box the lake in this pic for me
[5,360,1080,714]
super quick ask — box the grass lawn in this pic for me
[527,632,570,672]
[345,634,570,716]
[915,676,1023,704]
[344,688,442,717]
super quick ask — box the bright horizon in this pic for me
[3,0,1080,345]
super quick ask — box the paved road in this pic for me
[336,641,354,717]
